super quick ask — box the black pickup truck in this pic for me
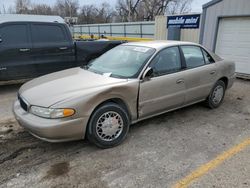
[0,21,123,82]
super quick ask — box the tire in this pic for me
[87,102,130,148]
[206,80,226,109]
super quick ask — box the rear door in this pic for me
[0,22,33,81]
[138,46,185,118]
[180,45,217,104]
[30,23,75,76]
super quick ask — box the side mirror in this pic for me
[142,67,153,81]
[0,36,2,43]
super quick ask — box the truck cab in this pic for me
[0,14,75,81]
[0,14,124,83]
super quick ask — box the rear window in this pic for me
[31,24,67,43]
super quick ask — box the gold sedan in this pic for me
[13,41,235,148]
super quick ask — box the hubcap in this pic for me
[96,111,124,142]
[212,85,224,105]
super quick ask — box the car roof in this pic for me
[0,14,65,24]
[122,40,199,50]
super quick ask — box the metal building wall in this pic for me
[180,29,200,43]
[154,16,167,40]
[201,0,250,51]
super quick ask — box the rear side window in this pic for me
[181,46,205,69]
[202,49,215,64]
[31,24,67,43]
[0,24,28,45]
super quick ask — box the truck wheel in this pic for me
[206,80,226,109]
[87,102,130,148]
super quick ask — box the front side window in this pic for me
[84,45,155,78]
[181,46,205,68]
[31,24,67,43]
[0,24,28,45]
[150,47,182,76]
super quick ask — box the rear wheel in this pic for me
[206,80,226,109]
[87,102,130,148]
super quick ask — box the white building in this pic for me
[200,0,250,77]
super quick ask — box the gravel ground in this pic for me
[0,79,249,188]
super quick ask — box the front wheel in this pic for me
[206,80,226,109]
[87,102,130,148]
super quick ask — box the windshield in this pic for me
[84,45,155,78]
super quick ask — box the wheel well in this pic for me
[91,98,131,121]
[219,77,228,89]
[85,98,131,138]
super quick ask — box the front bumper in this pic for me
[13,100,88,142]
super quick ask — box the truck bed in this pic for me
[75,40,124,65]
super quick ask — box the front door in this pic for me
[0,23,33,81]
[138,46,185,118]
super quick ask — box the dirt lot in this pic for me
[0,79,249,188]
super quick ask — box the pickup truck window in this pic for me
[0,24,28,45]
[31,24,67,43]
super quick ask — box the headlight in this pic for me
[30,106,75,119]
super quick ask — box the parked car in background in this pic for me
[0,14,123,82]
[13,41,235,148]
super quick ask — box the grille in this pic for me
[18,95,28,112]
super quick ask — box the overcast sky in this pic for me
[0,0,211,13]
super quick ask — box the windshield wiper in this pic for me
[89,69,103,75]
[110,74,127,79]
[81,65,103,75]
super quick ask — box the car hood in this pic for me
[19,68,127,107]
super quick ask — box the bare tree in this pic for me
[96,3,116,23]
[15,0,31,14]
[7,6,16,14]
[139,0,171,21]
[0,4,6,14]
[54,0,79,17]
[116,0,141,22]
[29,4,54,15]
[116,0,193,21]
[78,5,98,24]
[10,0,192,23]
[0,4,15,14]
[167,0,193,14]
[79,3,116,24]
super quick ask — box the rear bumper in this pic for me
[13,100,88,142]
[227,73,236,89]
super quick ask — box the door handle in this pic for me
[210,70,216,75]
[59,47,68,50]
[19,48,30,52]
[176,79,185,84]
[0,67,7,71]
